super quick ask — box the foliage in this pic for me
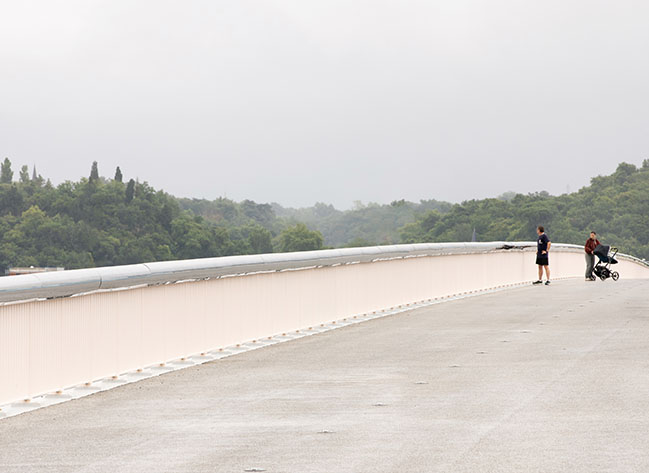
[0,160,289,270]
[89,161,99,182]
[1,158,649,271]
[180,197,452,248]
[125,179,135,203]
[19,165,30,183]
[246,225,274,254]
[399,162,649,260]
[1,158,13,184]
[276,223,324,252]
[271,199,452,247]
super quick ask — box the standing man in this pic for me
[584,231,600,281]
[533,226,551,285]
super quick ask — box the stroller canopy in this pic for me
[593,244,618,264]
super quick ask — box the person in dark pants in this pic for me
[533,226,551,285]
[584,231,600,281]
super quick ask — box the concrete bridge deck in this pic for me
[1,279,648,473]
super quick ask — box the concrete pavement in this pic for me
[1,279,649,473]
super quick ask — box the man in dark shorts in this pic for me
[533,225,551,285]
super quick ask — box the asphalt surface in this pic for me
[2,279,649,473]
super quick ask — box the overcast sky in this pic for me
[1,1,648,208]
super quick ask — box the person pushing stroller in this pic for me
[584,231,600,281]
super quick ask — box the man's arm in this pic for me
[546,241,551,253]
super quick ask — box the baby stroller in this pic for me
[591,244,619,281]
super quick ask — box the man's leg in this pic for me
[585,254,593,279]
[538,265,543,280]
[544,265,550,280]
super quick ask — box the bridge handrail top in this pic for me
[0,242,644,304]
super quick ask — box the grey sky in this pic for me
[1,1,648,209]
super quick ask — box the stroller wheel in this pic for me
[590,275,597,281]
[599,274,607,281]
[611,271,620,281]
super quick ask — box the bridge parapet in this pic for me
[1,242,647,408]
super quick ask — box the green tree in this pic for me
[158,200,177,230]
[1,158,13,183]
[19,165,30,183]
[277,223,324,252]
[0,185,24,216]
[170,214,231,259]
[125,179,135,203]
[89,161,99,182]
[248,225,273,254]
[114,166,123,182]
[345,237,376,247]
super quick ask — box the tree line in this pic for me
[1,158,648,271]
[400,161,649,260]
[0,159,324,270]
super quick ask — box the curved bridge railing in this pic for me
[1,242,645,304]
[1,242,648,409]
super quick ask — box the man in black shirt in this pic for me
[533,225,551,285]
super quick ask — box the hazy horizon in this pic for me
[2,1,648,209]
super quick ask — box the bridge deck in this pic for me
[1,279,649,473]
